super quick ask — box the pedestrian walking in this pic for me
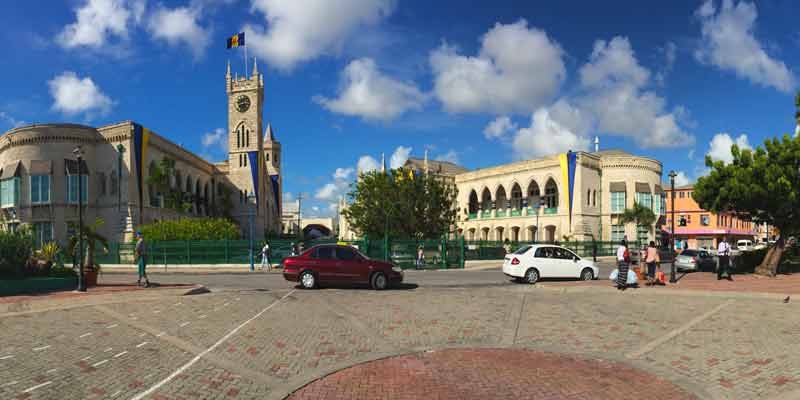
[615,240,630,290]
[717,236,732,280]
[503,238,512,255]
[416,245,425,269]
[261,241,272,271]
[645,241,661,286]
[592,240,598,262]
[135,231,150,287]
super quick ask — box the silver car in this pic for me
[675,249,716,272]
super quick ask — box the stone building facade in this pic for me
[456,150,665,244]
[0,61,282,246]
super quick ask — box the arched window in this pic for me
[592,190,597,207]
[237,131,240,148]
[510,183,522,210]
[587,189,591,205]
[527,180,540,209]
[468,190,479,214]
[544,179,558,209]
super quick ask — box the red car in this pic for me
[283,244,403,290]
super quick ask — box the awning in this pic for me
[609,182,626,192]
[29,160,52,175]
[0,161,21,179]
[64,159,90,175]
[635,182,651,193]
[654,184,664,194]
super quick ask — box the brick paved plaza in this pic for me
[2,271,800,399]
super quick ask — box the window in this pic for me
[637,225,649,244]
[610,191,625,213]
[335,247,357,261]
[266,153,269,161]
[700,215,710,226]
[314,246,335,259]
[32,222,52,248]
[244,154,247,167]
[592,190,596,207]
[534,247,554,258]
[679,191,685,198]
[587,189,591,205]
[1,177,20,208]
[67,175,88,204]
[661,193,666,215]
[30,175,50,204]
[653,194,662,215]
[611,225,625,242]
[513,245,532,255]
[635,192,652,209]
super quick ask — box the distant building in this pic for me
[664,184,756,250]
[282,199,300,235]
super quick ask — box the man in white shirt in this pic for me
[261,242,271,271]
[717,237,731,280]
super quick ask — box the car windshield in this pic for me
[681,250,698,256]
[513,245,532,255]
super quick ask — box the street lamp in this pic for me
[74,146,86,292]
[247,191,256,272]
[668,170,677,284]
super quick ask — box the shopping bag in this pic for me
[609,269,619,281]
[655,270,666,285]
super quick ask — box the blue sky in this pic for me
[1,0,799,217]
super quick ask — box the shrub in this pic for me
[732,248,768,274]
[0,230,35,278]
[139,218,240,241]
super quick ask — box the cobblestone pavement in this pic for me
[2,279,800,399]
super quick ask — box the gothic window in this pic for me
[245,129,250,147]
[266,153,269,161]
[237,132,240,148]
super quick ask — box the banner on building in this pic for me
[247,151,260,206]
[133,123,151,208]
[559,151,577,230]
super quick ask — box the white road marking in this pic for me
[136,342,148,348]
[91,359,109,367]
[46,368,58,374]
[79,332,93,338]
[235,297,240,301]
[130,289,296,400]
[32,345,51,352]
[80,355,92,361]
[0,355,13,360]
[179,322,190,328]
[22,381,52,393]
[106,324,118,329]
[104,347,113,352]
[198,315,207,319]
[113,351,127,358]
[223,302,229,307]
[173,302,181,306]
[156,332,165,337]
[111,390,122,397]
[153,310,161,314]
[139,333,147,337]
[4,380,18,387]
[131,317,138,320]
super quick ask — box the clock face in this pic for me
[236,95,251,113]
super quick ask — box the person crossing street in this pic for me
[135,231,150,287]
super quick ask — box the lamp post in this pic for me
[116,144,125,212]
[74,146,86,292]
[247,191,255,272]
[668,170,677,284]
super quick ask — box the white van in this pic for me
[736,240,753,251]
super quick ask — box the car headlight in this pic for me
[392,266,402,273]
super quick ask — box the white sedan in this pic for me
[502,244,599,284]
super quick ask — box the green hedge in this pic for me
[140,218,240,241]
[0,230,34,278]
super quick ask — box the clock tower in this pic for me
[226,59,273,232]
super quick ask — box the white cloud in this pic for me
[0,112,26,129]
[315,183,339,201]
[673,171,691,187]
[430,19,565,114]
[435,150,460,164]
[483,116,516,139]
[357,155,379,174]
[390,146,411,169]
[283,192,294,202]
[334,167,354,180]
[328,202,339,213]
[201,127,226,153]
[314,58,425,121]
[578,37,694,148]
[688,149,695,160]
[655,41,677,86]
[707,132,751,164]
[695,0,796,93]
[795,124,799,138]
[146,5,210,59]
[244,0,395,70]
[58,0,135,49]
[511,108,590,160]
[48,71,112,117]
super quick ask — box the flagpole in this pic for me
[244,39,248,78]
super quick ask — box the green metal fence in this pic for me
[463,240,644,260]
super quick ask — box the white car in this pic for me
[502,244,599,284]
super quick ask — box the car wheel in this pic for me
[580,268,594,281]
[371,272,388,290]
[300,270,316,289]
[524,268,539,284]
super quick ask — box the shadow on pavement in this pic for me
[294,283,420,291]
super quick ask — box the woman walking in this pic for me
[615,240,630,290]
[645,241,660,286]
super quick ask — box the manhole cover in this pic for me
[288,348,697,399]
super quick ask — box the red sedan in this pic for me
[283,244,403,290]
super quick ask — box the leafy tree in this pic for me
[619,202,657,229]
[342,169,458,239]
[694,93,800,275]
[147,157,192,212]
[67,218,110,271]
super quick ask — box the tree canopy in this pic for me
[342,169,458,239]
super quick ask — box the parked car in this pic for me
[283,244,403,290]
[736,240,754,251]
[502,244,599,284]
[675,249,716,272]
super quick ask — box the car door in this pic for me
[699,250,715,271]
[532,246,558,278]
[334,246,363,282]
[313,246,338,282]
[551,247,577,277]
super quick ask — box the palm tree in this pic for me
[68,218,109,271]
[618,202,656,244]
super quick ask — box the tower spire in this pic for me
[265,123,274,141]
[423,149,429,175]
[380,153,386,173]
[252,57,258,78]
[226,60,231,79]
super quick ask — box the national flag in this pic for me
[226,32,245,49]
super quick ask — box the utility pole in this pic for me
[296,193,304,237]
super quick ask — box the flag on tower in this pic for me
[226,32,245,49]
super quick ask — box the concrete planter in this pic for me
[0,276,78,297]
